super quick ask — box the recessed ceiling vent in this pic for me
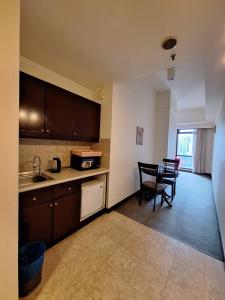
[161,37,177,50]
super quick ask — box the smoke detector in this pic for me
[161,36,177,50]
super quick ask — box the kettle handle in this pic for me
[53,157,61,172]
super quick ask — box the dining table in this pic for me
[142,166,178,208]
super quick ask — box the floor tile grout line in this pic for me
[160,242,179,298]
[114,210,224,262]
[23,210,225,299]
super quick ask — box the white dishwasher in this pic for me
[81,180,105,221]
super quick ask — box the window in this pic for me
[176,129,195,170]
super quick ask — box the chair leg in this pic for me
[139,190,142,205]
[161,194,164,206]
[174,181,176,195]
[171,185,174,200]
[153,195,156,212]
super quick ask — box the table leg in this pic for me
[163,193,172,207]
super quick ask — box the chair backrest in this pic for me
[163,158,178,173]
[138,162,158,187]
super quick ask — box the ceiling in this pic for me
[154,57,206,109]
[20,0,225,120]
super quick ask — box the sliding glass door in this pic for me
[176,129,194,170]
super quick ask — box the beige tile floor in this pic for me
[24,211,225,300]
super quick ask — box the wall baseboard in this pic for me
[106,191,139,212]
[79,191,140,224]
[212,185,225,263]
[80,208,107,227]
[179,168,192,173]
[204,173,212,178]
[217,223,225,263]
[180,169,212,178]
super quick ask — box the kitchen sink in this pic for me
[19,172,54,187]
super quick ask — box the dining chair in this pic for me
[138,162,166,212]
[162,158,178,200]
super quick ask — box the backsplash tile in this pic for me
[92,138,111,169]
[19,138,111,172]
[19,139,92,172]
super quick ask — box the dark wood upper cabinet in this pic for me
[75,96,101,141]
[19,72,101,142]
[19,72,45,134]
[45,85,75,138]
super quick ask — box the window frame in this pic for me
[176,129,195,170]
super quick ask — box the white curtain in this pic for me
[192,129,207,174]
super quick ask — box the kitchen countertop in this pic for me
[19,167,109,193]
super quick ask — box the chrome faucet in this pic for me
[33,155,41,175]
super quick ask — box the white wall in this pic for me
[154,91,170,162]
[167,94,178,159]
[0,1,19,299]
[177,107,206,123]
[108,80,156,208]
[167,110,177,158]
[153,91,178,161]
[99,84,112,139]
[212,97,225,251]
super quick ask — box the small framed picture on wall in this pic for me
[136,126,144,145]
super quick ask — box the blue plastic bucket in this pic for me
[19,241,46,297]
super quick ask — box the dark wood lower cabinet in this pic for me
[19,181,81,248]
[19,202,53,247]
[53,192,81,242]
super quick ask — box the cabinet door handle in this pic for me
[32,197,37,201]
[41,129,44,132]
[50,203,53,207]
[68,187,71,191]
[54,202,58,206]
[74,132,77,136]
[46,129,50,133]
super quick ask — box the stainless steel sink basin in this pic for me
[19,172,54,187]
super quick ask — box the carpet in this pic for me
[115,172,224,261]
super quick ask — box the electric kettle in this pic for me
[50,157,61,173]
